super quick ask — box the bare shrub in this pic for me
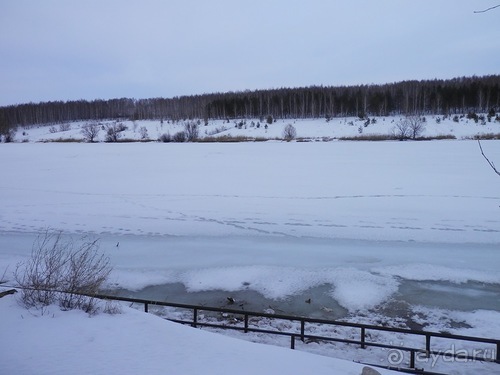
[392,119,411,140]
[406,115,426,139]
[103,300,122,315]
[105,124,122,142]
[184,121,199,142]
[14,231,112,314]
[104,122,128,142]
[116,122,128,132]
[158,133,172,142]
[105,126,119,142]
[59,123,71,132]
[81,122,100,142]
[139,126,148,140]
[172,131,187,143]
[282,124,297,141]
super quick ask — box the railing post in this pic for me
[496,342,499,363]
[361,327,366,349]
[244,314,249,333]
[410,350,415,368]
[425,334,431,356]
[300,320,305,342]
[144,302,148,313]
[291,335,295,349]
[192,308,198,328]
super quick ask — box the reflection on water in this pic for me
[398,280,500,311]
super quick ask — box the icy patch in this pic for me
[411,306,500,339]
[374,263,500,284]
[108,268,179,292]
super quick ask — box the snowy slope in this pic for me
[0,294,395,375]
[12,115,500,143]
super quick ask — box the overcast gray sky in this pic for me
[0,0,499,106]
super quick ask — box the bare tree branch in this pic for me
[478,140,500,176]
[474,4,500,13]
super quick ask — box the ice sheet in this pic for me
[1,140,499,343]
[1,141,499,243]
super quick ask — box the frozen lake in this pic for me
[1,140,499,337]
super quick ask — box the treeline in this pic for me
[1,75,499,129]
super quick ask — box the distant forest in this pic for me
[1,75,499,129]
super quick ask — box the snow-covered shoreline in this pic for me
[11,115,500,143]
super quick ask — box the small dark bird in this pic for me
[227,297,235,304]
[116,242,119,247]
[305,298,311,304]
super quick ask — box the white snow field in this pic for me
[1,117,499,374]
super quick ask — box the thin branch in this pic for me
[478,140,500,176]
[474,4,500,13]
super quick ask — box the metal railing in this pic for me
[89,292,499,374]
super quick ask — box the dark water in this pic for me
[104,278,500,323]
[104,283,349,320]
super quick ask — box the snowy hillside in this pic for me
[11,114,500,143]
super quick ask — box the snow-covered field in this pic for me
[1,117,499,374]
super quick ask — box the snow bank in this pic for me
[0,294,395,375]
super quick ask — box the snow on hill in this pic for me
[11,114,500,143]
